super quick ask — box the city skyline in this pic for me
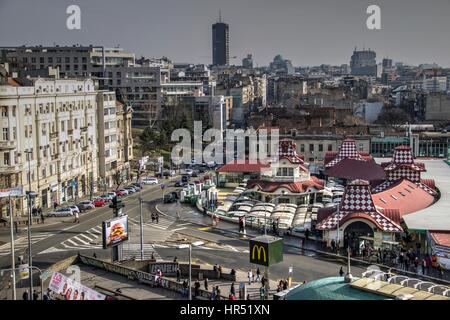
[0,0,450,68]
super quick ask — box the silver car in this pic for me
[48,208,73,217]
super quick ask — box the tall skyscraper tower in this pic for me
[212,11,229,66]
[350,48,377,77]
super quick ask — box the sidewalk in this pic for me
[164,263,279,300]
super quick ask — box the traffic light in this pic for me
[109,196,125,214]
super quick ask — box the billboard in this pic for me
[102,215,129,249]
[48,272,106,300]
[0,186,24,198]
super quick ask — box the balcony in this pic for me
[51,153,59,161]
[68,129,74,135]
[80,126,88,132]
[0,164,21,174]
[0,140,17,149]
[82,146,88,152]
[50,132,58,139]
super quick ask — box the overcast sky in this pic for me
[1,0,449,67]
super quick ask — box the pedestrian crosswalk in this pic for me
[38,225,103,255]
[121,243,162,260]
[0,232,54,257]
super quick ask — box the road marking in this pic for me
[171,227,187,232]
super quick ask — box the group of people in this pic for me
[276,279,289,293]
[246,268,261,284]
[32,206,45,224]
[22,289,41,300]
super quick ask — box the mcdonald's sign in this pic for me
[249,236,283,267]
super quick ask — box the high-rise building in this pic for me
[242,54,253,69]
[212,14,229,66]
[350,48,377,77]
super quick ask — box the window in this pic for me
[82,57,87,63]
[288,168,294,176]
[74,119,78,129]
[318,144,323,152]
[1,106,7,117]
[57,57,62,63]
[4,152,10,165]
[42,123,46,136]
[12,106,16,117]
[65,57,70,63]
[328,144,333,151]
[39,57,44,63]
[13,127,16,139]
[31,57,36,63]
[358,143,364,151]
[300,144,305,153]
[309,144,314,152]
[61,121,65,131]
[48,57,53,63]
[23,57,28,63]
[74,57,78,63]
[2,128,9,140]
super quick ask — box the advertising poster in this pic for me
[102,215,129,249]
[48,272,106,300]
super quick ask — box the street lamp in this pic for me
[177,241,204,301]
[25,148,37,300]
[0,266,44,300]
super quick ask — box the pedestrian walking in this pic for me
[40,211,45,224]
[422,258,427,275]
[229,293,237,300]
[33,290,39,301]
[248,269,253,285]
[22,290,29,300]
[256,267,261,281]
[339,266,344,277]
[151,213,155,223]
[305,228,310,246]
[230,282,235,296]
[215,286,221,300]
[259,286,265,300]
[53,201,58,210]
[155,213,159,224]
[74,211,80,223]
[204,278,209,291]
[176,268,181,282]
[151,252,155,260]
[194,280,201,297]
[210,287,216,300]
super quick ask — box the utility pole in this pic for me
[25,149,34,300]
[9,195,16,300]
[139,188,144,260]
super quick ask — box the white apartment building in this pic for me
[0,77,133,217]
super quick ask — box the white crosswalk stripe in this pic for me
[121,243,162,260]
[0,232,54,256]
[38,225,103,254]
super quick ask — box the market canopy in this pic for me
[324,158,386,181]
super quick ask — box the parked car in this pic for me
[93,198,107,207]
[130,183,142,191]
[100,194,113,202]
[155,172,163,178]
[68,205,80,214]
[107,191,117,197]
[163,192,178,203]
[163,170,175,177]
[142,177,158,185]
[174,180,187,187]
[184,169,194,176]
[77,200,94,211]
[115,189,128,197]
[124,186,137,193]
[48,207,73,217]
[181,175,190,183]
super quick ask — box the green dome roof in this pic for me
[285,277,385,300]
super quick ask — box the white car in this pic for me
[184,169,194,176]
[106,192,117,199]
[142,177,158,185]
[68,205,80,214]
[48,208,73,217]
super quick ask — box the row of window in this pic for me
[24,56,88,64]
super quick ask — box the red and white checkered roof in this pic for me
[316,180,403,232]
[383,145,425,173]
[325,139,365,168]
[277,139,305,164]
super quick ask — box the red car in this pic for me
[93,198,106,207]
[115,190,127,197]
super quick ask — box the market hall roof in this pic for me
[316,180,403,233]
[217,160,270,173]
[325,139,373,168]
[372,179,436,217]
[324,158,386,181]
[373,145,437,197]
[247,176,324,194]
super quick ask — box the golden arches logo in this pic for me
[252,245,267,262]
